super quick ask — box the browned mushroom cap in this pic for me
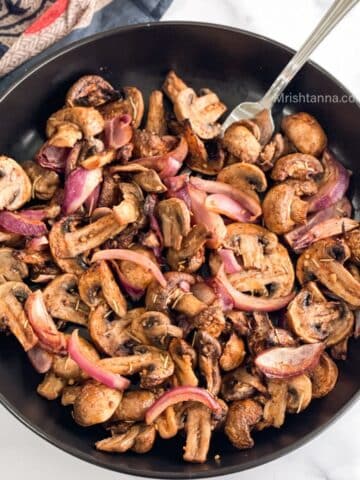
[223,122,261,163]
[0,156,32,210]
[133,169,167,193]
[132,129,172,158]
[286,374,312,413]
[173,87,226,140]
[96,424,156,454]
[259,132,296,171]
[271,153,324,181]
[89,304,143,356]
[169,338,198,387]
[345,228,360,264]
[43,273,89,326]
[297,238,360,308]
[183,403,212,463]
[225,399,263,449]
[285,178,319,197]
[22,160,60,201]
[157,198,191,251]
[167,224,209,273]
[0,281,37,351]
[192,304,226,338]
[47,107,104,139]
[100,86,144,128]
[0,248,28,283]
[37,372,66,400]
[262,379,287,428]
[309,352,338,398]
[61,385,82,406]
[221,366,267,401]
[251,109,274,146]
[330,336,350,360]
[99,345,174,388]
[263,183,309,235]
[182,120,225,175]
[287,282,354,346]
[146,90,167,136]
[162,70,188,103]
[220,333,246,371]
[113,390,156,422]
[47,122,83,148]
[195,330,221,395]
[112,182,143,227]
[73,382,122,427]
[66,75,118,107]
[78,261,127,316]
[281,112,327,156]
[217,162,267,202]
[116,246,159,291]
[130,311,183,349]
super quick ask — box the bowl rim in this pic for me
[0,20,359,479]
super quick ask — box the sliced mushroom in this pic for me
[113,390,156,422]
[115,246,159,293]
[96,424,156,454]
[0,281,37,351]
[223,123,261,163]
[133,169,167,193]
[43,274,89,326]
[89,304,143,356]
[162,70,188,103]
[262,379,287,428]
[169,338,198,387]
[287,282,354,346]
[225,399,263,449]
[100,86,144,128]
[61,385,82,406]
[221,366,266,401]
[155,405,181,439]
[263,183,309,235]
[259,132,295,171]
[157,198,191,250]
[173,88,226,139]
[99,345,174,388]
[183,403,212,463]
[217,162,267,202]
[286,374,312,413]
[196,330,221,395]
[130,311,183,349]
[271,153,323,181]
[0,248,28,283]
[132,424,157,453]
[47,122,82,148]
[66,75,118,107]
[37,372,66,400]
[309,352,338,398]
[297,238,360,307]
[281,112,327,157]
[112,182,142,226]
[73,382,122,427]
[146,90,167,136]
[220,333,246,371]
[47,107,104,139]
[167,224,209,273]
[345,228,360,264]
[0,156,32,210]
[192,304,226,338]
[22,160,60,201]
[132,129,172,158]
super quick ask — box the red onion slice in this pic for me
[129,136,188,179]
[0,211,47,237]
[24,290,67,353]
[188,185,226,248]
[84,183,101,216]
[308,150,350,213]
[91,249,167,287]
[218,249,242,273]
[62,167,102,215]
[255,343,324,379]
[27,344,53,373]
[104,114,133,149]
[145,386,223,424]
[36,143,71,172]
[215,264,295,312]
[26,235,49,251]
[190,176,261,219]
[68,329,130,390]
[205,194,253,222]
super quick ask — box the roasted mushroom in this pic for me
[66,75,119,107]
[157,198,191,250]
[96,424,156,454]
[221,366,266,401]
[167,224,209,273]
[196,330,222,395]
[223,122,261,163]
[37,372,66,400]
[217,162,267,202]
[0,156,32,210]
[225,399,262,449]
[281,112,327,157]
[113,390,156,422]
[287,282,354,346]
[100,86,144,128]
[0,248,28,283]
[286,374,312,413]
[130,310,183,348]
[262,379,287,428]
[183,403,212,463]
[22,160,60,201]
[309,352,338,398]
[47,107,104,139]
[271,153,323,181]
[220,333,246,371]
[169,338,198,387]
[146,90,167,136]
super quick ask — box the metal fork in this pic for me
[221,0,359,134]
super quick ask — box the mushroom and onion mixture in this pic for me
[0,71,359,463]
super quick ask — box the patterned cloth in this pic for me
[0,0,172,91]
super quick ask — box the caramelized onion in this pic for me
[104,114,132,149]
[62,167,102,215]
[68,330,130,390]
[205,194,253,222]
[36,144,71,172]
[255,343,324,378]
[145,386,222,424]
[0,211,47,237]
[218,249,242,273]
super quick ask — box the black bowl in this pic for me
[0,22,359,479]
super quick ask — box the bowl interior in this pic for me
[0,22,359,479]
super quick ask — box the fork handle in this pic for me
[260,0,359,110]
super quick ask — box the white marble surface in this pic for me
[1,1,359,479]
